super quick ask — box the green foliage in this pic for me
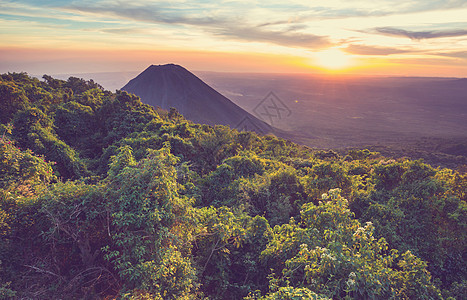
[248,286,329,300]
[193,125,238,172]
[356,160,467,292]
[0,73,465,299]
[192,206,248,297]
[302,162,352,200]
[35,182,117,298]
[0,137,54,193]
[104,146,197,298]
[261,189,441,299]
[40,182,108,268]
[54,101,95,145]
[223,154,266,178]
[12,107,87,179]
[346,149,379,160]
[107,145,137,178]
[0,138,58,298]
[267,167,304,224]
[65,76,104,94]
[0,80,29,124]
[0,281,16,299]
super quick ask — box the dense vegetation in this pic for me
[0,73,465,299]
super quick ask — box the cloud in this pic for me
[254,1,467,21]
[345,44,415,56]
[413,0,467,11]
[99,28,146,34]
[373,27,467,40]
[210,26,330,48]
[432,51,467,60]
[68,3,221,26]
[67,2,331,49]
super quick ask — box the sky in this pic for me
[1,0,467,77]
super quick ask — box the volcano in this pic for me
[121,64,273,134]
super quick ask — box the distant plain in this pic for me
[197,72,467,167]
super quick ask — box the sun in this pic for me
[312,48,353,71]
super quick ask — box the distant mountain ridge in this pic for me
[121,64,273,134]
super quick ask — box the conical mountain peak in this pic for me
[122,64,272,134]
[146,63,187,72]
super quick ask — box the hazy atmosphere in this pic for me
[1,0,467,76]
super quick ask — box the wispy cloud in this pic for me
[254,0,467,20]
[345,44,415,56]
[373,27,467,40]
[210,26,330,49]
[67,2,221,26]
[432,51,467,60]
[98,28,146,34]
[66,2,331,49]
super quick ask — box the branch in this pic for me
[23,264,62,278]
[202,238,221,273]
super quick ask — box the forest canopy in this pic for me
[0,73,465,299]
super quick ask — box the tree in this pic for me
[13,108,87,179]
[261,189,441,299]
[104,146,197,298]
[0,81,29,124]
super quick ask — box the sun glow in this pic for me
[312,48,354,71]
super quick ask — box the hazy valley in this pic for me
[51,69,467,168]
[199,72,467,167]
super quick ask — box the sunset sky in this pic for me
[1,0,467,77]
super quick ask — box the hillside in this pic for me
[0,73,466,299]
